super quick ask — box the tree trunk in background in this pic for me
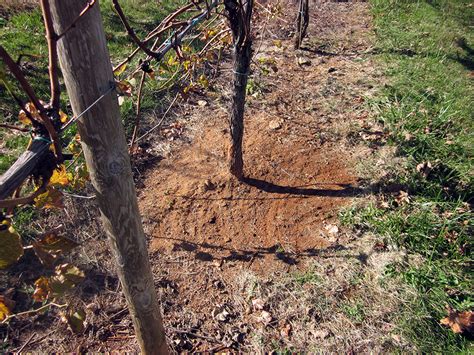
[225,0,253,180]
[48,1,168,353]
[295,0,309,49]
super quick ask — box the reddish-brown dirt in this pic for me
[139,0,374,274]
[140,79,359,274]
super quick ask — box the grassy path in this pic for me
[348,0,473,351]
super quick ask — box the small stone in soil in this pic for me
[269,119,282,130]
[297,56,312,66]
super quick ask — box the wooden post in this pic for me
[0,140,50,199]
[294,0,309,49]
[47,1,168,353]
[225,0,253,180]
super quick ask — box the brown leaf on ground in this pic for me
[256,310,272,325]
[34,187,64,210]
[416,161,432,178]
[61,308,87,334]
[32,233,79,267]
[251,298,265,311]
[280,321,292,338]
[395,190,410,206]
[32,276,51,302]
[32,264,85,302]
[440,307,474,335]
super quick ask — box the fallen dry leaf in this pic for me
[256,310,272,325]
[0,294,15,321]
[440,307,473,335]
[0,220,24,269]
[416,161,432,178]
[252,298,265,311]
[325,224,339,235]
[279,321,292,338]
[61,308,87,334]
[269,119,282,130]
[395,190,410,206]
[314,328,331,339]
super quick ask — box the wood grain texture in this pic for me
[48,1,168,353]
[0,139,50,200]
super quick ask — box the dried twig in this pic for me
[0,123,30,132]
[136,92,180,143]
[1,302,67,324]
[130,70,147,149]
[16,334,36,354]
[198,28,230,55]
[40,0,61,110]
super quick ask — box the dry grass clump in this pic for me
[233,248,416,353]
[0,0,37,15]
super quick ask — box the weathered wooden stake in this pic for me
[47,1,168,353]
[225,0,253,180]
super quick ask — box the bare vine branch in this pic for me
[0,45,61,161]
[0,182,47,209]
[0,45,46,114]
[111,0,164,60]
[40,0,61,110]
[129,70,146,150]
[0,123,30,132]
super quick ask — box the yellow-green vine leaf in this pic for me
[0,294,14,321]
[0,220,24,269]
[61,308,86,333]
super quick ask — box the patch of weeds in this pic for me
[12,206,37,237]
[293,270,321,285]
[347,0,474,352]
[246,78,265,98]
[341,301,366,323]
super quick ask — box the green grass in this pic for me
[0,0,203,173]
[341,301,366,323]
[343,0,474,352]
[293,269,321,285]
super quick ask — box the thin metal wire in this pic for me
[59,82,116,135]
[232,69,249,76]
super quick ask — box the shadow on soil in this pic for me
[242,177,365,197]
[157,236,371,267]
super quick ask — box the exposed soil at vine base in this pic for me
[140,122,359,274]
